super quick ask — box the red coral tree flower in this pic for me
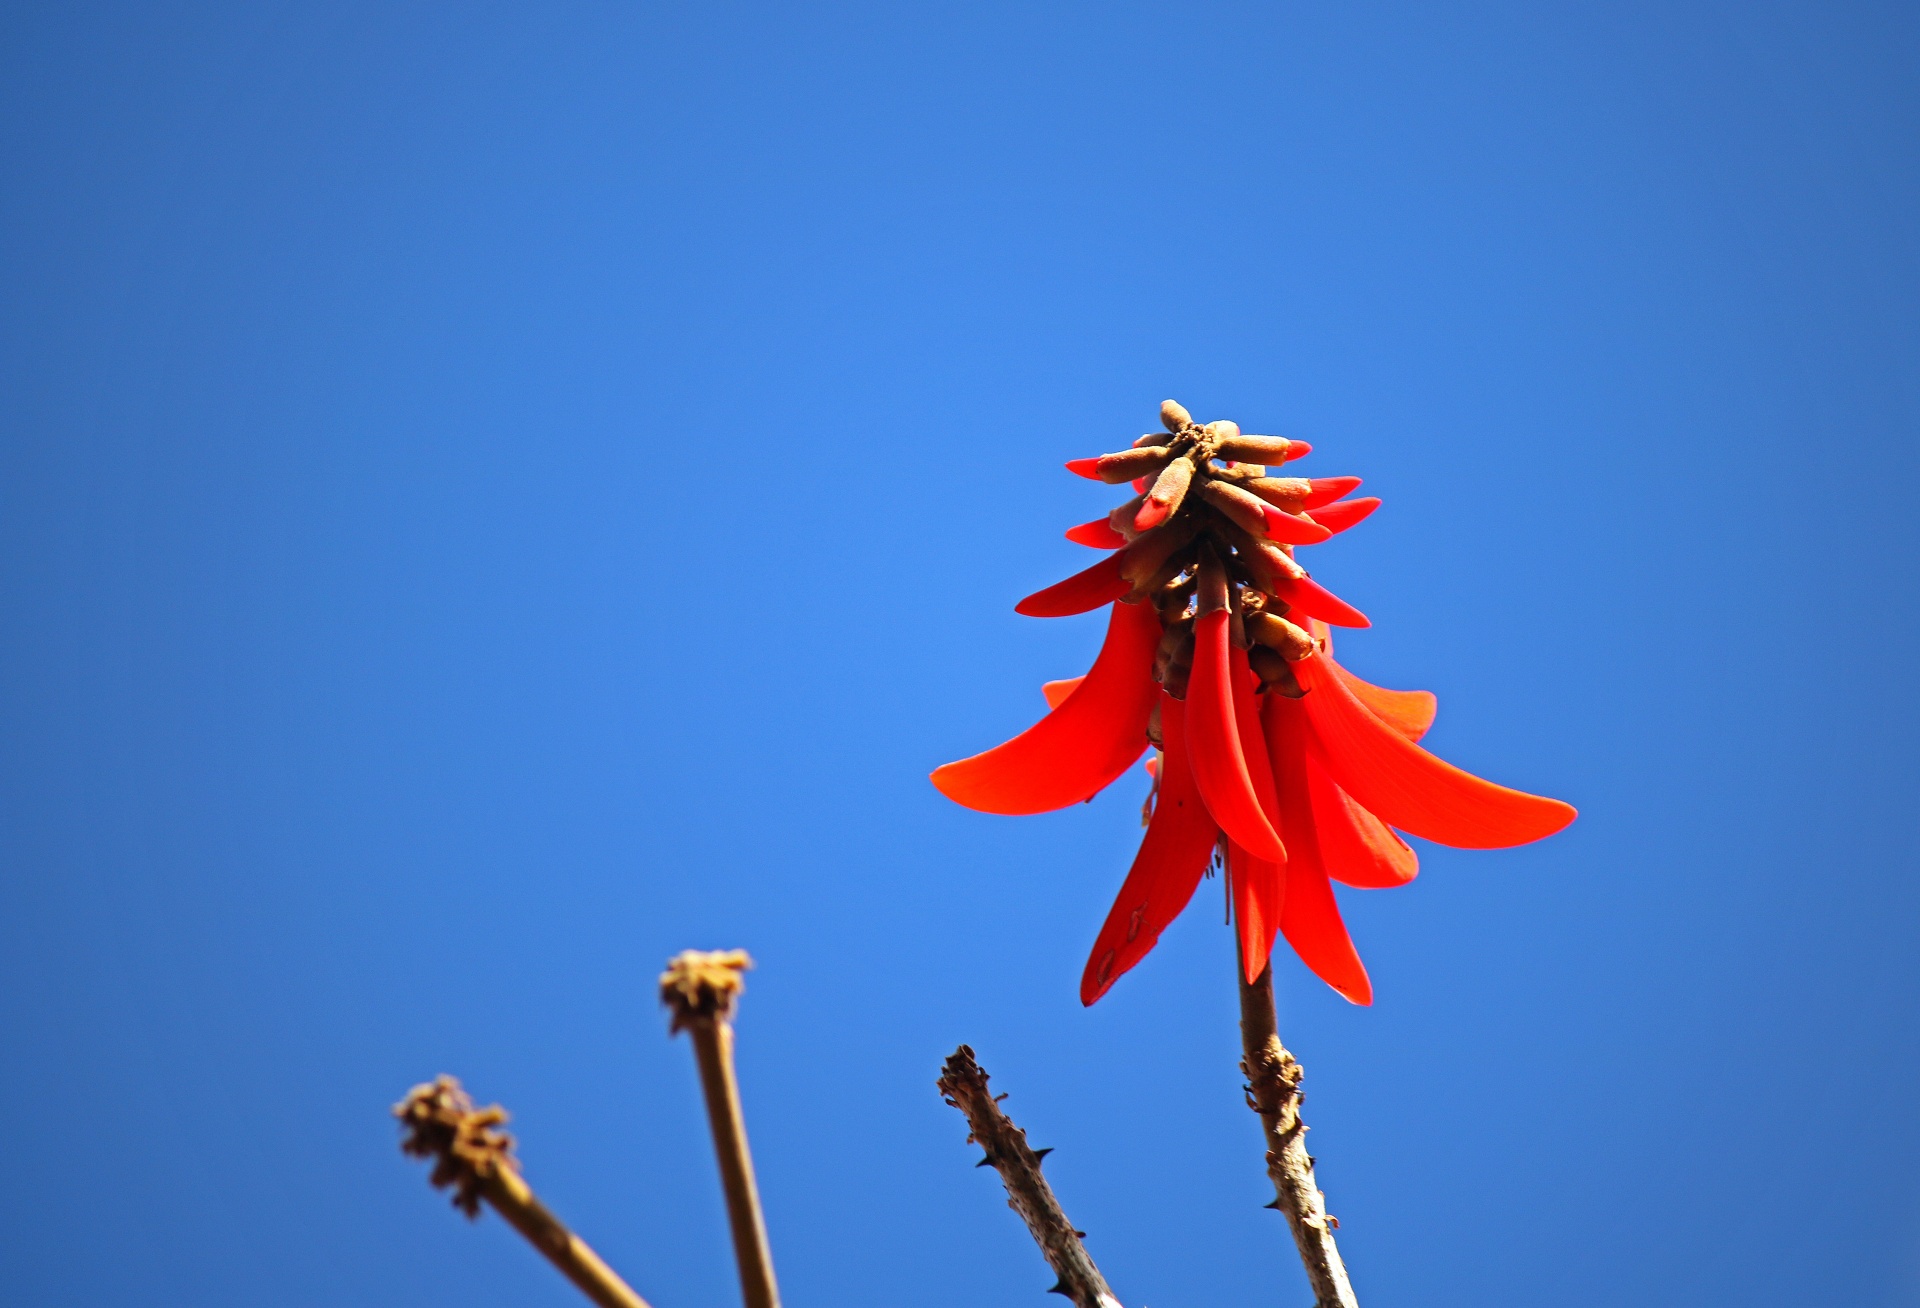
[932,400,1575,1007]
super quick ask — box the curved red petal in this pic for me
[1065,519,1127,549]
[1293,652,1577,848]
[1133,499,1171,531]
[1040,676,1084,710]
[1065,458,1103,480]
[1306,754,1418,888]
[932,601,1160,815]
[1268,573,1371,628]
[1228,839,1285,984]
[1263,694,1373,1004]
[1015,553,1131,617]
[1301,477,1362,509]
[1260,504,1334,545]
[1185,610,1287,861]
[1282,441,1312,462]
[1080,694,1220,1004]
[1330,662,1436,742]
[1304,497,1381,535]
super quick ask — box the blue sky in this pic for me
[2,3,1917,1305]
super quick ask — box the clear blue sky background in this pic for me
[3,3,1917,1305]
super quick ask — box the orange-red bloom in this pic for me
[932,401,1575,1006]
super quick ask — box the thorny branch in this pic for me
[1237,964,1360,1308]
[394,1076,654,1308]
[937,1045,1122,1308]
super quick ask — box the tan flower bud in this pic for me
[1246,610,1316,661]
[1214,435,1295,463]
[1160,399,1192,432]
[1203,419,1241,441]
[1135,455,1195,530]
[1241,476,1312,512]
[1195,479,1272,537]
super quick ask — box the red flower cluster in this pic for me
[933,401,1575,1006]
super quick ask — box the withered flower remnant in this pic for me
[932,401,1575,1006]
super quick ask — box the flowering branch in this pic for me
[937,1045,1122,1308]
[659,950,782,1308]
[394,1076,654,1308]
[1237,963,1360,1308]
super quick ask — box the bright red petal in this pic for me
[1228,839,1285,984]
[932,601,1160,815]
[1260,504,1334,545]
[1301,476,1362,509]
[1041,676,1084,710]
[1282,441,1312,462]
[1015,553,1131,617]
[1065,458,1103,480]
[1186,610,1287,861]
[1269,573,1371,628]
[1263,694,1373,1004]
[1065,519,1127,549]
[1330,662,1436,742]
[1293,652,1577,848]
[1304,497,1381,535]
[1081,694,1219,1004]
[1306,755,1418,888]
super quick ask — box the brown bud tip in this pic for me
[660,949,752,1032]
[1204,419,1241,440]
[1135,455,1195,530]
[1132,431,1174,448]
[1160,399,1192,432]
[1250,646,1305,697]
[394,1075,519,1217]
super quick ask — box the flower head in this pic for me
[932,400,1575,1006]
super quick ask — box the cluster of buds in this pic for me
[1032,399,1379,706]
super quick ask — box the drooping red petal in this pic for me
[1300,476,1362,509]
[1065,519,1127,549]
[1228,839,1285,984]
[1186,609,1287,861]
[1228,647,1288,981]
[1015,553,1130,617]
[1304,497,1381,535]
[1259,504,1334,545]
[1306,755,1418,888]
[1330,661,1436,742]
[1263,694,1373,1004]
[1081,694,1219,1004]
[1269,573,1371,628]
[1293,652,1577,848]
[1041,676,1084,710]
[932,600,1160,815]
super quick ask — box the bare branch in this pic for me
[660,950,781,1308]
[1237,965,1360,1308]
[394,1076,654,1308]
[937,1045,1122,1308]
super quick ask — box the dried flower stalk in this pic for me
[660,950,781,1308]
[1236,963,1360,1308]
[937,1045,1122,1308]
[394,1076,653,1308]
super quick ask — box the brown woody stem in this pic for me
[1236,961,1360,1308]
[660,951,781,1308]
[394,1076,654,1308]
[937,1045,1122,1308]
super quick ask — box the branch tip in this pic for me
[659,949,752,1032]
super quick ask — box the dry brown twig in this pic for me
[937,1045,1123,1308]
[1238,961,1360,1308]
[393,1075,654,1308]
[660,949,781,1308]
